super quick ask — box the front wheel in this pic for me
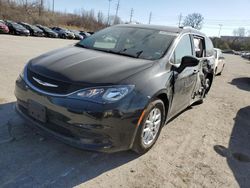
[132,99,165,154]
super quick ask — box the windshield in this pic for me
[39,26,51,32]
[72,30,80,34]
[77,26,176,60]
[13,23,26,29]
[29,25,41,31]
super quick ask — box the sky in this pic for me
[48,0,250,37]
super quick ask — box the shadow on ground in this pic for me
[214,106,250,188]
[0,102,138,187]
[230,77,250,92]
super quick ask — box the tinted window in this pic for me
[171,35,192,64]
[205,37,214,57]
[77,27,176,60]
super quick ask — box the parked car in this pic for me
[79,31,91,39]
[5,21,30,36]
[51,27,75,39]
[233,51,241,55]
[241,52,250,60]
[70,30,83,40]
[36,25,58,38]
[222,49,234,54]
[214,48,226,75]
[15,24,215,154]
[0,20,9,33]
[18,22,44,37]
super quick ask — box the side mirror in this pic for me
[219,56,225,60]
[181,56,199,67]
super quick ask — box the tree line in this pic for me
[0,0,122,31]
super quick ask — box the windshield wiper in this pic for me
[75,45,143,59]
[75,43,91,49]
[117,48,144,58]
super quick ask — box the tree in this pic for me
[97,11,104,24]
[233,27,246,37]
[183,13,204,30]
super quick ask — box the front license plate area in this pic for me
[28,100,47,123]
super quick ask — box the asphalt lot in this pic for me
[0,35,250,188]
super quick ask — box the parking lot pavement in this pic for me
[0,35,250,188]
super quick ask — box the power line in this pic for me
[129,8,134,23]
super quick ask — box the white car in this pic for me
[214,48,225,75]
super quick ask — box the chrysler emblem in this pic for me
[32,77,58,88]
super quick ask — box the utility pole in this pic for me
[218,24,223,37]
[178,13,183,27]
[107,0,112,25]
[148,12,152,24]
[129,8,134,23]
[114,0,120,24]
[52,0,55,13]
[39,0,44,16]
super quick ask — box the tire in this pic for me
[205,76,212,94]
[218,65,225,76]
[132,99,165,154]
[62,34,67,39]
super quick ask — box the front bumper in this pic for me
[15,77,146,152]
[33,32,45,37]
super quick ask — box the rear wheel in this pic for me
[132,99,165,154]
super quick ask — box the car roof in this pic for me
[114,24,205,36]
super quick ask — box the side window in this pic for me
[171,35,192,64]
[193,37,205,58]
[205,37,214,57]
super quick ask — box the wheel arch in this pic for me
[151,90,171,123]
[205,72,214,94]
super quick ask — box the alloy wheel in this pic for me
[141,107,162,147]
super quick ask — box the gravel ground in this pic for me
[0,35,250,188]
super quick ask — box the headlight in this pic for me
[103,87,130,101]
[71,85,134,103]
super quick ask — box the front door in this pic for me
[169,34,199,116]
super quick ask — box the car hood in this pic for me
[28,46,154,84]
[16,27,29,32]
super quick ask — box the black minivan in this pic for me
[15,24,215,154]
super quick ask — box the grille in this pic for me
[27,68,85,95]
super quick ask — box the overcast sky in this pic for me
[51,0,250,37]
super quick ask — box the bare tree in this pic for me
[183,13,204,30]
[97,11,104,24]
[233,27,246,37]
